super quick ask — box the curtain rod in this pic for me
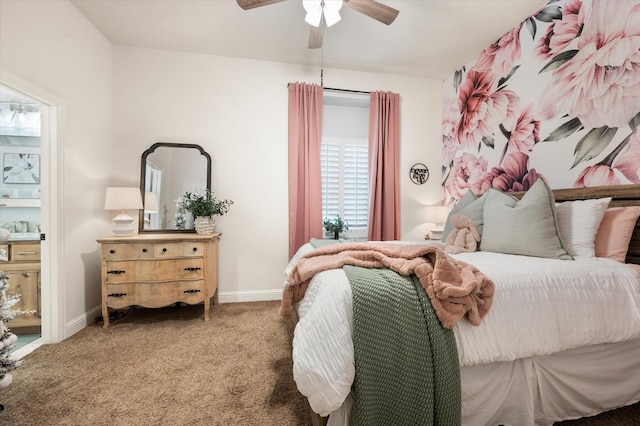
[286,83,370,95]
[323,87,370,95]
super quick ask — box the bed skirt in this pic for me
[306,337,640,426]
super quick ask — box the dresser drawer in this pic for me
[105,258,205,283]
[103,243,154,261]
[154,242,205,258]
[106,280,206,308]
[10,243,41,262]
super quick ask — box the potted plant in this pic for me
[181,189,233,234]
[323,215,349,239]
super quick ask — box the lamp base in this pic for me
[429,228,444,241]
[112,213,135,237]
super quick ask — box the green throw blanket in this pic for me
[344,265,461,426]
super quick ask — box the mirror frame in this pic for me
[138,142,212,233]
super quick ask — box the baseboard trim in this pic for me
[65,305,102,339]
[218,289,282,304]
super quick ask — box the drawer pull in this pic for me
[142,248,148,253]
[162,248,167,253]
[109,249,116,254]
[16,251,38,255]
[184,267,202,272]
[108,292,127,298]
[107,270,126,275]
[192,247,198,252]
[183,289,200,294]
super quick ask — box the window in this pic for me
[321,137,368,237]
[320,93,370,238]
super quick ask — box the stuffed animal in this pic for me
[444,214,480,254]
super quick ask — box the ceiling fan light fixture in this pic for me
[323,0,342,27]
[303,0,323,27]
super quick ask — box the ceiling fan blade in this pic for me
[344,0,399,25]
[236,0,286,10]
[308,22,324,49]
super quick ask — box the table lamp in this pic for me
[425,205,450,240]
[143,192,159,225]
[104,187,143,236]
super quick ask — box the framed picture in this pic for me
[3,153,40,184]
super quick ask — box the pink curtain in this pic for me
[288,82,324,258]
[368,91,400,241]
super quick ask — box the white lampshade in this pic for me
[425,205,450,226]
[425,205,450,240]
[323,0,343,27]
[104,187,143,236]
[105,187,143,211]
[144,192,159,214]
[303,0,323,26]
[303,0,342,28]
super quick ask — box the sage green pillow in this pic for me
[441,190,477,241]
[457,192,488,237]
[480,178,573,260]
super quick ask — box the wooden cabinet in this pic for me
[1,241,41,333]
[96,233,221,328]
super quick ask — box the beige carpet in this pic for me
[0,301,638,426]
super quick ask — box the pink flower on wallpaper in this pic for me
[535,0,583,60]
[442,97,462,166]
[574,164,620,187]
[537,0,640,129]
[612,132,640,183]
[507,104,540,153]
[445,152,488,200]
[475,22,524,78]
[476,152,543,194]
[456,69,519,148]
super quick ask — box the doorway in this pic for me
[0,85,43,353]
[0,75,60,358]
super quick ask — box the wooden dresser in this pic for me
[96,233,221,328]
[1,240,41,333]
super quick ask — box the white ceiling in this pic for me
[71,0,547,79]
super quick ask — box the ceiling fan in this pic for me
[236,0,399,49]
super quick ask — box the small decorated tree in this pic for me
[173,196,187,230]
[0,271,21,390]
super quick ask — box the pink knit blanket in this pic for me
[281,242,494,329]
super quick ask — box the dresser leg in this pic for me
[102,305,110,328]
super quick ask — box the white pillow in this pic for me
[555,197,611,258]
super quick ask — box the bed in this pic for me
[282,182,640,426]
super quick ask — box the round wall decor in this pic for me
[410,163,429,185]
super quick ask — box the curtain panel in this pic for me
[288,82,324,259]
[368,91,400,241]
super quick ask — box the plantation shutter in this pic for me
[321,137,369,233]
[321,142,340,219]
[343,143,368,227]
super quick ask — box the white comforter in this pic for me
[287,243,640,417]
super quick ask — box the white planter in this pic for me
[194,216,216,235]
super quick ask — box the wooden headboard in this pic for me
[512,183,640,265]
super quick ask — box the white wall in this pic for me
[0,0,113,337]
[0,0,445,335]
[113,46,443,300]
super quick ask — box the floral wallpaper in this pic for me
[442,0,640,202]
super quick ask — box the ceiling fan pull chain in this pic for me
[321,44,324,87]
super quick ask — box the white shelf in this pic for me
[0,198,40,208]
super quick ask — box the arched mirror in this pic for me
[139,142,211,233]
